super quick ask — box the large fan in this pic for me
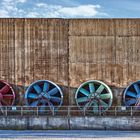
[25,80,63,112]
[75,80,113,114]
[0,80,15,106]
[123,80,140,107]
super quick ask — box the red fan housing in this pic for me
[0,81,15,106]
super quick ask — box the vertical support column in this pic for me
[37,106,39,116]
[131,106,133,116]
[52,106,55,116]
[115,107,117,116]
[5,106,7,116]
[21,106,23,116]
[83,107,86,116]
[68,106,71,117]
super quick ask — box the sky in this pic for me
[0,0,140,18]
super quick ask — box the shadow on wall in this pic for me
[10,84,28,106]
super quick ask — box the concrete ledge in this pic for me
[0,116,139,130]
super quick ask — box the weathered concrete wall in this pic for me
[0,19,140,106]
[0,116,140,130]
[69,19,140,88]
[70,116,140,130]
[0,116,69,130]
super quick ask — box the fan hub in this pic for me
[89,92,100,99]
[40,92,50,99]
[41,92,46,96]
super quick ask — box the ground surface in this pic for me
[0,130,140,140]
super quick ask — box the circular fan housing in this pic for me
[0,80,15,106]
[75,80,113,113]
[123,80,140,106]
[25,80,63,111]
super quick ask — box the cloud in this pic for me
[0,9,9,17]
[27,12,39,18]
[35,3,104,18]
[58,5,101,17]
[59,0,80,6]
[0,0,27,17]
[0,0,107,18]
[2,0,27,3]
[18,0,27,3]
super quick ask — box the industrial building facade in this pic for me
[0,18,140,108]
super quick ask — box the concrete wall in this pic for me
[0,116,140,130]
[0,19,140,106]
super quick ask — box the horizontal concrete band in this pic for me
[0,116,139,130]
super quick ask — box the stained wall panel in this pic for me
[69,19,115,36]
[69,36,115,87]
[69,19,140,88]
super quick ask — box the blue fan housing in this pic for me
[25,80,63,111]
[124,80,140,106]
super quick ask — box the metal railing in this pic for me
[0,106,140,117]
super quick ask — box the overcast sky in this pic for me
[0,0,140,18]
